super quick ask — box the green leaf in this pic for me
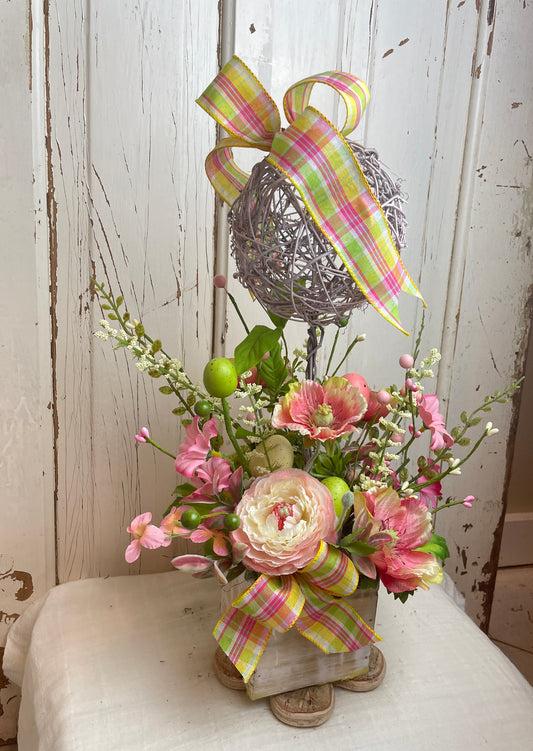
[470,417,482,426]
[258,342,289,392]
[460,411,468,424]
[151,339,162,355]
[234,325,282,375]
[159,386,173,395]
[135,322,145,338]
[116,296,124,308]
[101,304,111,310]
[456,437,471,447]
[339,533,378,557]
[108,312,117,320]
[172,482,198,498]
[416,532,450,562]
[172,407,186,415]
[148,368,161,378]
[267,311,288,330]
[355,574,379,590]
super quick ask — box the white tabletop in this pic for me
[4,571,533,750]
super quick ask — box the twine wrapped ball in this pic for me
[229,143,407,327]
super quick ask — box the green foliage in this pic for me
[234,325,283,374]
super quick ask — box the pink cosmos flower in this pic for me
[125,512,167,563]
[230,468,336,575]
[353,488,442,594]
[418,395,454,452]
[174,417,218,477]
[272,377,367,440]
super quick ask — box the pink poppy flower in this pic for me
[353,488,442,594]
[418,395,454,452]
[272,377,367,440]
[125,512,166,563]
[230,468,336,575]
[174,417,218,477]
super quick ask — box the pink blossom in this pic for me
[174,417,218,477]
[160,506,194,545]
[353,488,442,594]
[272,377,367,440]
[125,512,166,563]
[418,395,454,452]
[194,456,232,495]
[231,468,336,575]
[190,525,230,556]
[135,427,150,443]
[417,475,442,510]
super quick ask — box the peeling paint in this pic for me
[511,102,523,109]
[382,48,394,58]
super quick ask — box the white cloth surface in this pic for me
[4,571,533,751]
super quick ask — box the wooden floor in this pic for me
[489,565,533,685]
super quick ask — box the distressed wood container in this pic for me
[220,576,379,700]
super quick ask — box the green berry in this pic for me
[180,509,201,529]
[202,358,238,398]
[223,513,241,531]
[194,400,212,416]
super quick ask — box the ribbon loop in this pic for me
[283,71,369,136]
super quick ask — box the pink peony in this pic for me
[353,488,442,593]
[272,377,367,440]
[230,468,336,575]
[125,512,167,563]
[418,395,454,452]
[174,417,218,477]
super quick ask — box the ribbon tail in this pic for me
[295,585,381,654]
[213,605,272,683]
[268,106,425,334]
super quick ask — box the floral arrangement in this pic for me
[93,277,519,613]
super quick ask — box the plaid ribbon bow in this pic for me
[196,55,424,334]
[213,541,380,682]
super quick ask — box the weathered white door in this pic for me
[2,0,532,743]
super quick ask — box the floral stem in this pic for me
[145,437,176,459]
[221,397,249,474]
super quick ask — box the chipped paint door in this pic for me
[2,0,533,743]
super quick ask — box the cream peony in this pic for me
[230,468,336,575]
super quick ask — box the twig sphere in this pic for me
[229,143,407,327]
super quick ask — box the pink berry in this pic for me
[390,433,404,444]
[376,390,391,405]
[214,274,227,289]
[399,354,414,370]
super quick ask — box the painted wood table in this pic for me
[4,571,533,750]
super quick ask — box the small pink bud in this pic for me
[135,434,147,443]
[214,274,227,289]
[463,495,475,507]
[405,378,418,393]
[463,501,473,508]
[140,427,150,438]
[399,354,414,370]
[376,390,391,405]
[408,425,422,438]
[390,433,404,444]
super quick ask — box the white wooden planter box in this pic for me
[220,576,379,700]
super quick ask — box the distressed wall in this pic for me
[1,0,533,743]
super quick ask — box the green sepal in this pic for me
[339,532,378,557]
[392,590,415,603]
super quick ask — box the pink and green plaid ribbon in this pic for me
[213,541,380,682]
[196,56,424,334]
